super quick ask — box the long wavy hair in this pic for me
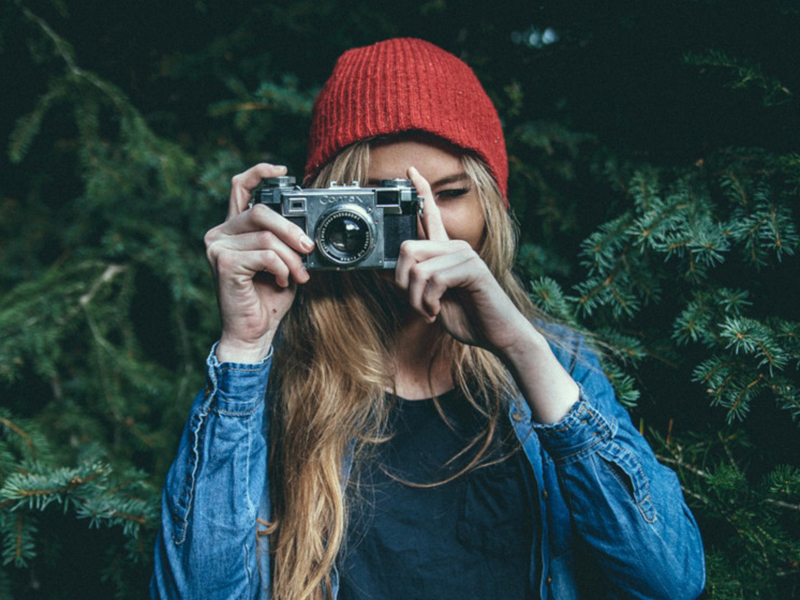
[266,135,544,600]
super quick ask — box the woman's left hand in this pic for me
[395,166,580,424]
[394,167,533,359]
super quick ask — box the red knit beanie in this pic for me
[304,38,509,203]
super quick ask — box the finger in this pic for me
[212,203,314,255]
[214,247,295,288]
[210,230,310,285]
[408,166,448,242]
[228,163,288,219]
[395,239,472,290]
[405,249,477,320]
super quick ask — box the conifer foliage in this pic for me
[1,0,799,597]
[525,148,800,597]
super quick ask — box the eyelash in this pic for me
[436,188,470,200]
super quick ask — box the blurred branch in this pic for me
[658,454,800,512]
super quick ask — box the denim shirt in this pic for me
[151,330,706,599]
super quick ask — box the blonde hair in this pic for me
[267,137,544,600]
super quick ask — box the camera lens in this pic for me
[327,216,367,253]
[315,205,376,266]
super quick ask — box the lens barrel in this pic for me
[314,204,376,266]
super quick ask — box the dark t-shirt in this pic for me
[338,388,538,600]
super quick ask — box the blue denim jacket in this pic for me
[151,330,705,599]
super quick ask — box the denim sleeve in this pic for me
[534,331,706,600]
[150,345,272,600]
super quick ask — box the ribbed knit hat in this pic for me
[304,38,508,202]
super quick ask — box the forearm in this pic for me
[500,319,580,424]
[151,346,273,599]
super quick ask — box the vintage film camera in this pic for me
[255,176,420,270]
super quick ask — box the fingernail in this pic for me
[299,235,314,252]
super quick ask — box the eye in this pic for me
[436,187,471,201]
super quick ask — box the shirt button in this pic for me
[546,575,553,585]
[542,489,548,500]
[512,411,524,422]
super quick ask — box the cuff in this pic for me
[205,342,273,415]
[532,385,618,464]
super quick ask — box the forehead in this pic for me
[368,138,464,181]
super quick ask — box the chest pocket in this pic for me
[456,454,534,556]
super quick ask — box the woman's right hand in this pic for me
[204,163,314,363]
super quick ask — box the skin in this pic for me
[204,140,579,423]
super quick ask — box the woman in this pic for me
[151,38,705,600]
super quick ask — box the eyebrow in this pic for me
[367,173,471,187]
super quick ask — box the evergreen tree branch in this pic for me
[0,416,34,458]
[684,49,793,106]
[657,454,800,513]
[19,4,127,111]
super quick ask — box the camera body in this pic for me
[255,176,419,270]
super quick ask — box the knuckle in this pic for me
[205,243,217,263]
[205,247,217,268]
[399,241,415,258]
[261,249,278,265]
[408,263,426,280]
[215,249,237,271]
[429,271,446,288]
[248,205,273,227]
[250,204,284,230]
[263,251,289,276]
[249,203,270,218]
[422,294,437,311]
[203,227,219,249]
[257,230,277,247]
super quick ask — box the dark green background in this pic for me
[1,1,798,597]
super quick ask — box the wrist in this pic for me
[216,334,273,364]
[500,322,581,424]
[497,318,545,366]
